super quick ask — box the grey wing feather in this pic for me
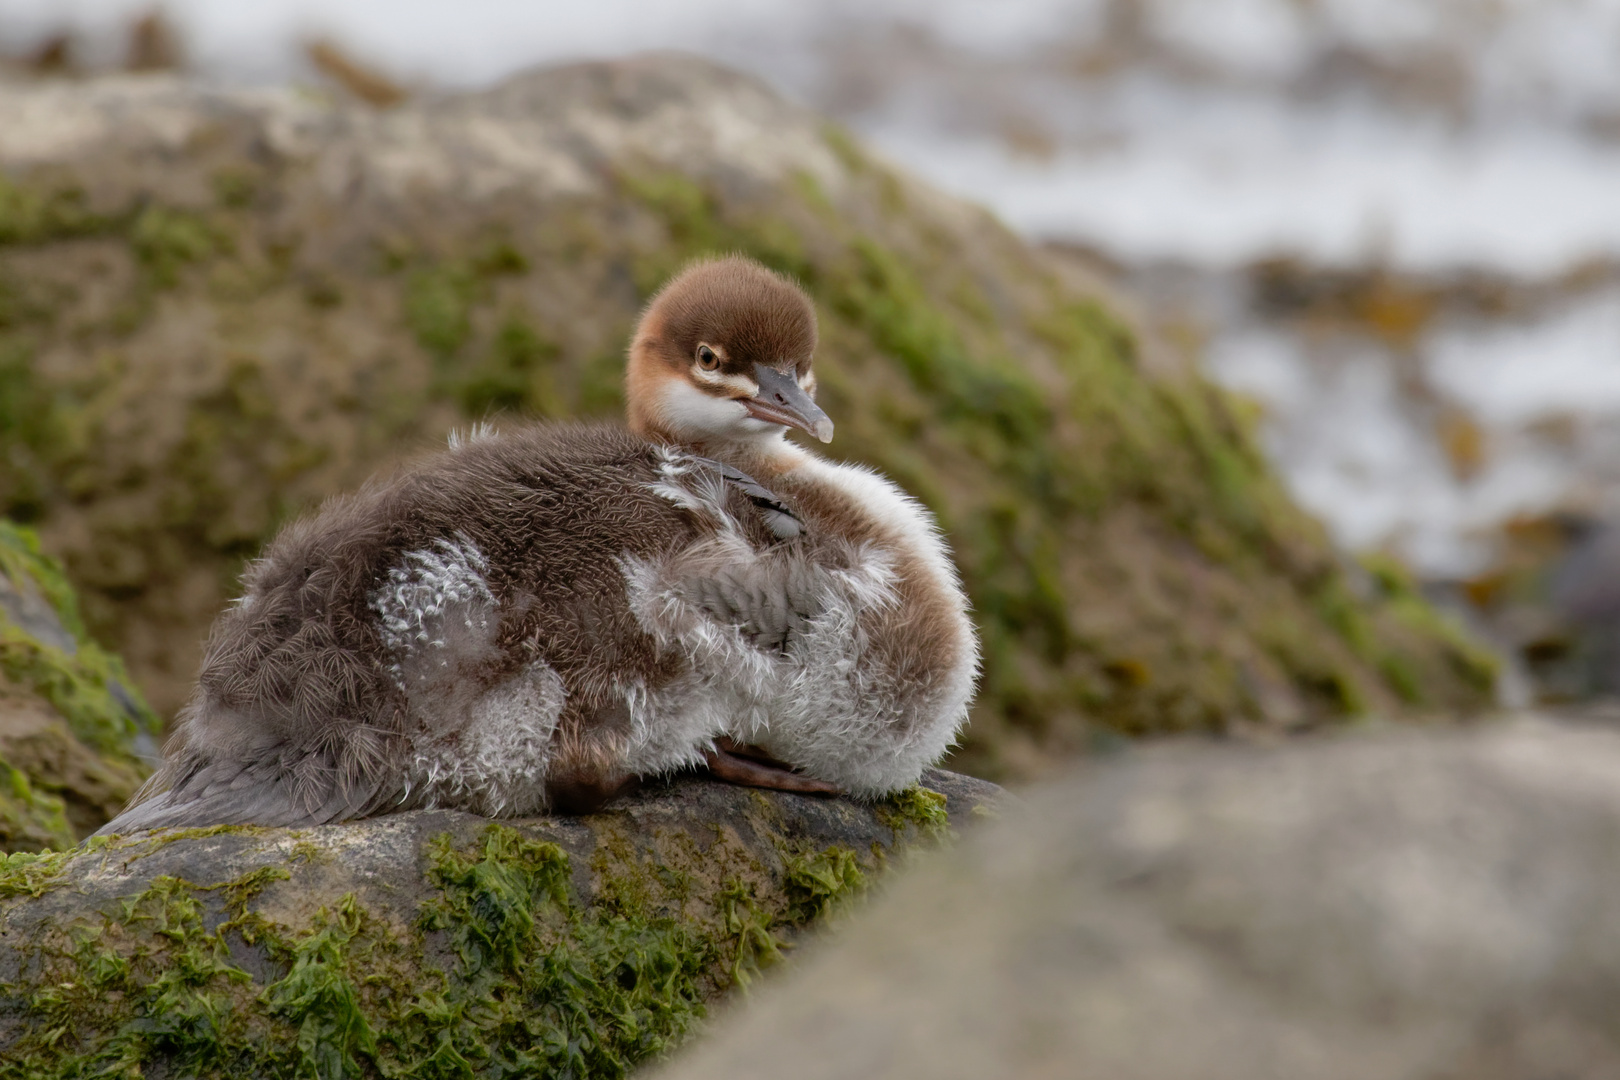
[685,560,827,653]
[93,755,384,837]
[695,457,804,540]
[679,458,821,649]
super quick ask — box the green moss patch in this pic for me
[417,820,714,1074]
[876,785,952,843]
[0,521,156,753]
[0,824,720,1079]
[0,764,999,1076]
[783,846,866,924]
[0,775,75,860]
[717,878,783,989]
[130,206,228,286]
[1,519,154,848]
[0,175,110,246]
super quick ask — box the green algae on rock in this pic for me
[0,766,73,855]
[0,57,1495,783]
[0,520,155,849]
[0,769,997,1079]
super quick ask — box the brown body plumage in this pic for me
[99,256,977,834]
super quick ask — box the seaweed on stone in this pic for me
[395,823,710,1077]
[263,895,378,1080]
[876,785,952,843]
[0,825,712,1080]
[782,846,867,924]
[0,833,103,898]
[0,867,282,1078]
[717,878,783,990]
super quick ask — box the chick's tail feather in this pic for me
[93,753,389,837]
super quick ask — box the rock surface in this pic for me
[0,520,154,848]
[0,56,1493,782]
[0,768,998,1077]
[658,718,1620,1080]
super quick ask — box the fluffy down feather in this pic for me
[97,423,975,833]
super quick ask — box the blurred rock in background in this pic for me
[1547,518,1620,697]
[1081,250,1620,704]
[123,9,181,73]
[658,718,1620,1080]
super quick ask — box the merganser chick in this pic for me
[96,256,976,833]
[626,255,979,799]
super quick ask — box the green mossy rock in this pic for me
[0,58,1495,782]
[0,768,996,1078]
[0,519,155,849]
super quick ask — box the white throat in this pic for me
[652,377,804,460]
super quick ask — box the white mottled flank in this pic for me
[617,538,779,778]
[626,450,979,797]
[626,449,774,780]
[769,456,980,791]
[371,534,566,815]
[371,534,496,664]
[795,455,969,620]
[406,662,567,817]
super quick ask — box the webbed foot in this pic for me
[702,737,841,797]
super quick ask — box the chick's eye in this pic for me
[696,345,719,370]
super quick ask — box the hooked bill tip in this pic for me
[813,418,835,444]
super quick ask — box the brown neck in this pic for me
[720,439,807,479]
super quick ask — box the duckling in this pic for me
[97,256,976,834]
[625,256,980,797]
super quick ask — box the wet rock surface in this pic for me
[659,718,1620,1080]
[0,768,1000,1076]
